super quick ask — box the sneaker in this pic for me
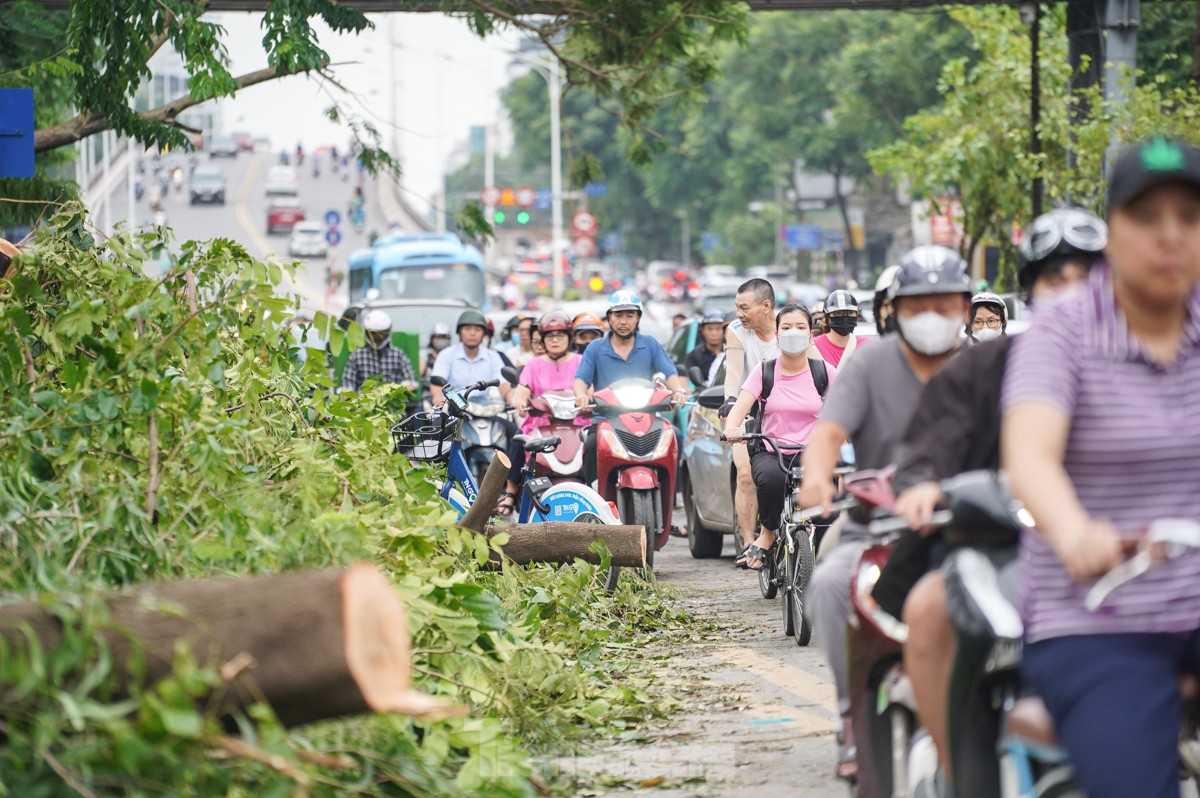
[907,730,940,797]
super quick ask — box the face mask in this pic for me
[829,316,857,336]
[368,332,390,351]
[897,311,963,356]
[777,329,811,356]
[431,337,450,352]
[972,327,1003,344]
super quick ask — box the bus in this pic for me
[347,233,487,309]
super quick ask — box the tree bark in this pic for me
[490,522,646,567]
[457,451,512,534]
[0,563,462,728]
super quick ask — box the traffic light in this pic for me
[493,210,506,224]
[516,211,530,225]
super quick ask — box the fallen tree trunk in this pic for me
[490,522,646,567]
[0,563,462,728]
[457,451,511,534]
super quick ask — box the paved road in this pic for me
[551,538,846,797]
[109,150,391,315]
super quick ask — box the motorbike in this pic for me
[526,389,587,483]
[591,377,678,569]
[171,167,184,193]
[461,391,511,486]
[840,466,916,798]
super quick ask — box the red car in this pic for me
[266,199,305,235]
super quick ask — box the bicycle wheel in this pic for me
[782,528,797,637]
[789,525,816,646]
[574,510,620,592]
[759,541,778,599]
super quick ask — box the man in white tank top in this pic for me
[721,279,779,554]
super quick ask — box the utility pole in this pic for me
[1103,0,1141,171]
[549,57,564,300]
[680,208,689,269]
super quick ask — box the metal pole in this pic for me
[102,130,113,235]
[389,17,399,160]
[484,124,495,264]
[1031,4,1044,218]
[1103,0,1140,173]
[680,209,689,269]
[549,57,564,300]
[774,171,784,268]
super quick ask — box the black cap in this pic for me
[1107,137,1200,210]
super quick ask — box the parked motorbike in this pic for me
[591,377,678,569]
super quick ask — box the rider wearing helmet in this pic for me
[506,315,536,367]
[968,291,1008,344]
[422,322,453,376]
[574,290,690,487]
[342,308,418,393]
[685,309,727,388]
[813,289,868,368]
[429,308,512,406]
[879,209,1106,790]
[798,245,972,783]
[873,264,902,335]
[572,313,606,354]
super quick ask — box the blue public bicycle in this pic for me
[392,378,624,590]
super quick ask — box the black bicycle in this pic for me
[736,432,818,646]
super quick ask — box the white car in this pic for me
[264,165,299,196]
[288,221,327,258]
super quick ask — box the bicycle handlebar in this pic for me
[721,432,806,483]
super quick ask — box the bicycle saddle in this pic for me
[514,434,561,453]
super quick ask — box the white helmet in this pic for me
[874,264,901,295]
[360,308,393,350]
[606,289,644,315]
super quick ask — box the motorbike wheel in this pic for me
[952,681,1002,798]
[868,695,913,798]
[622,488,658,571]
[758,542,778,599]
[790,528,815,646]
[683,471,722,559]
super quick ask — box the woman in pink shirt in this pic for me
[498,311,585,515]
[724,304,836,570]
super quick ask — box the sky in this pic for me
[210,11,523,211]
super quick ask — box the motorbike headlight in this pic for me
[599,427,630,460]
[651,429,673,460]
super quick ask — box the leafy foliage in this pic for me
[0,207,681,795]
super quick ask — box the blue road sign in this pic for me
[700,232,720,254]
[584,181,608,198]
[0,89,35,179]
[535,188,553,211]
[325,228,342,247]
[324,209,341,227]
[782,224,822,251]
[821,229,845,250]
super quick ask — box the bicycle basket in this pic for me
[391,412,459,461]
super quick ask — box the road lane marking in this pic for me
[235,154,328,310]
[708,643,838,735]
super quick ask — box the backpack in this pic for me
[746,358,828,453]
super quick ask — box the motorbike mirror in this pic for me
[365,288,381,303]
[940,470,1029,538]
[843,465,897,511]
[696,386,726,409]
[502,365,522,386]
[687,365,707,389]
[652,372,667,387]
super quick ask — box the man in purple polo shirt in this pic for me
[1003,137,1200,798]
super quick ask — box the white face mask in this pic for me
[777,329,811,356]
[972,327,1003,344]
[897,311,963,356]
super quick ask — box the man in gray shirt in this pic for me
[797,246,972,783]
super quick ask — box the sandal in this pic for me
[735,543,771,571]
[836,716,858,782]
[495,491,517,518]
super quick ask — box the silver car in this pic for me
[288,221,327,258]
[679,361,740,558]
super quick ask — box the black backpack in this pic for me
[746,358,828,453]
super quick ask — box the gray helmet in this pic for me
[456,309,489,333]
[824,289,859,314]
[889,246,972,301]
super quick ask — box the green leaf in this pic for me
[159,705,203,738]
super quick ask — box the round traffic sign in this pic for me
[515,185,536,208]
[324,209,341,227]
[480,185,501,206]
[572,236,596,258]
[572,211,597,236]
[325,228,342,247]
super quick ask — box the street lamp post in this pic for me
[511,52,565,299]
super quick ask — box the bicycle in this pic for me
[731,432,818,645]
[392,378,624,590]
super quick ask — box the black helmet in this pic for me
[824,289,859,314]
[889,246,972,301]
[1017,208,1106,293]
[456,309,489,333]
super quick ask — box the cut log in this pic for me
[0,563,463,728]
[457,451,511,534]
[489,522,646,567]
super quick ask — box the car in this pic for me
[264,165,299,196]
[288,221,328,258]
[207,135,239,158]
[232,131,254,151]
[252,136,271,152]
[188,166,226,205]
[679,358,739,558]
[266,199,305,235]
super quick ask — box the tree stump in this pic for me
[0,563,463,728]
